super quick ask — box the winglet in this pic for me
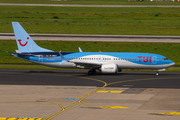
[78,47,83,52]
[59,52,67,65]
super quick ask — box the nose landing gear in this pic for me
[156,71,159,76]
[156,69,166,76]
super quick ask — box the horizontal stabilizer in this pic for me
[7,51,35,56]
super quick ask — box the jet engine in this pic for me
[101,64,118,74]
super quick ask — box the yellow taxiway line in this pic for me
[97,90,123,93]
[151,112,180,116]
[0,117,42,120]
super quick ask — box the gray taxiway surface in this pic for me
[0,69,180,120]
[1,33,180,43]
[0,69,180,88]
[1,3,180,7]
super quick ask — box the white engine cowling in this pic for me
[101,64,118,74]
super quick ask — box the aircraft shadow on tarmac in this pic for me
[27,70,180,76]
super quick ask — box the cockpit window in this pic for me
[161,58,168,60]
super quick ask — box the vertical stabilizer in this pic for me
[12,22,53,53]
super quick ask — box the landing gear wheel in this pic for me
[92,69,96,74]
[88,70,92,75]
[88,68,96,75]
[156,71,159,76]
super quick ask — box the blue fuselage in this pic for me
[14,52,175,70]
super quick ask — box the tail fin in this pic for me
[12,22,53,53]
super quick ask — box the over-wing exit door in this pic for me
[152,56,157,64]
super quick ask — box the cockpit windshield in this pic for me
[161,58,168,60]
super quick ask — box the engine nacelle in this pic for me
[101,64,118,74]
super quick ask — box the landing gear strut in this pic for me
[88,68,96,75]
[156,69,166,76]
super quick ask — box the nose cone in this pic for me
[168,60,175,66]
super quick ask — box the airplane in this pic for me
[10,22,175,75]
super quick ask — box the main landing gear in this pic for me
[88,68,96,75]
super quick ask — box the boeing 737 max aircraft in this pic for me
[10,22,175,75]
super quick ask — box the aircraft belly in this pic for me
[31,61,77,68]
[36,60,169,70]
[116,60,166,69]
[45,62,76,68]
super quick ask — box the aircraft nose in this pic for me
[169,60,175,66]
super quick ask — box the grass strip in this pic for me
[0,64,72,70]
[0,0,180,5]
[0,6,180,35]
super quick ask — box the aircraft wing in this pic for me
[70,61,101,69]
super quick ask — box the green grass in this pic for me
[1,0,180,5]
[165,67,180,72]
[0,40,179,66]
[0,6,180,35]
[0,64,73,70]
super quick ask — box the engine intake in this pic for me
[101,64,118,74]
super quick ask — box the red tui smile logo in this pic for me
[18,37,29,47]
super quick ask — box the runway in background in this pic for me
[0,33,180,43]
